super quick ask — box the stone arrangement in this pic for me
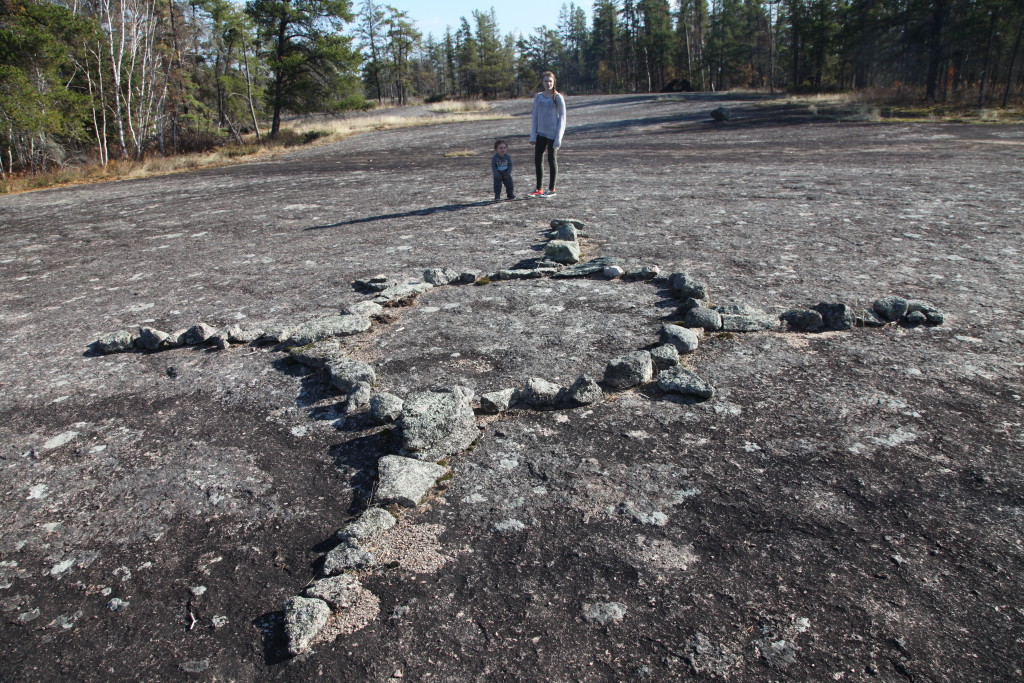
[87,218,946,655]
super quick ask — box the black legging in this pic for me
[534,135,557,191]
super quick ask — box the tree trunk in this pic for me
[1002,13,1024,108]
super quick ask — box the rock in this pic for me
[327,358,376,394]
[812,302,856,331]
[650,344,680,371]
[906,300,944,325]
[638,265,660,280]
[550,218,585,230]
[304,574,362,610]
[710,106,731,121]
[289,339,346,369]
[552,256,621,278]
[344,300,385,318]
[855,308,888,328]
[94,330,137,354]
[284,596,331,656]
[520,377,562,408]
[398,387,478,462]
[873,295,909,322]
[603,265,624,279]
[658,366,715,400]
[566,375,603,405]
[669,272,708,300]
[260,326,294,344]
[661,324,700,353]
[457,271,481,284]
[374,455,449,507]
[715,305,778,332]
[322,539,375,575]
[343,382,372,413]
[106,598,130,612]
[164,329,188,348]
[903,309,928,326]
[338,507,396,541]
[494,519,526,533]
[603,351,654,389]
[494,268,544,280]
[779,309,824,332]
[682,306,722,331]
[545,240,582,264]
[480,388,516,414]
[552,223,579,241]
[760,638,797,669]
[370,392,404,423]
[183,323,218,345]
[583,601,626,625]
[373,282,433,305]
[422,268,460,286]
[286,315,371,346]
[136,327,169,350]
[354,274,393,292]
[229,326,265,344]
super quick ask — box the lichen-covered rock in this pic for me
[423,268,460,286]
[183,323,218,345]
[545,240,582,264]
[650,344,680,371]
[374,455,449,508]
[284,596,331,656]
[136,327,169,351]
[370,392,404,423]
[344,300,385,318]
[354,274,393,292]
[373,282,433,305]
[873,295,909,322]
[682,306,722,331]
[398,387,478,462]
[480,388,516,414]
[812,302,856,331]
[304,574,362,610]
[286,315,370,346]
[715,304,778,332]
[228,326,265,344]
[779,309,824,332]
[552,256,620,278]
[289,339,347,369]
[662,324,700,353]
[583,601,627,625]
[327,358,375,394]
[906,300,944,325]
[855,309,888,328]
[566,375,603,405]
[520,377,562,408]
[603,351,653,389]
[669,272,708,300]
[94,330,138,354]
[658,366,715,400]
[552,223,579,241]
[322,539,375,575]
[339,507,396,541]
[343,382,372,413]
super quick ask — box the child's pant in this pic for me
[494,175,514,198]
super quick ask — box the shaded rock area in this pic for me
[1,93,1022,682]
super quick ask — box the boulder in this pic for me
[669,272,708,300]
[715,304,778,332]
[545,240,582,264]
[603,265,624,279]
[343,382,372,413]
[327,359,375,394]
[344,300,385,318]
[286,315,370,346]
[94,330,138,354]
[322,539,375,575]
[304,574,362,610]
[183,323,218,346]
[373,282,433,305]
[480,388,516,414]
[552,256,621,278]
[650,344,680,371]
[779,309,824,332]
[873,295,909,322]
[136,327,169,351]
[658,366,715,400]
[520,377,562,408]
[374,455,449,508]
[682,306,722,331]
[906,300,944,325]
[338,507,396,541]
[710,106,731,121]
[603,351,654,389]
[423,268,460,286]
[284,596,331,656]
[661,324,700,353]
[369,392,404,423]
[566,375,603,405]
[398,387,478,462]
[812,302,856,331]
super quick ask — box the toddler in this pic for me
[491,140,515,201]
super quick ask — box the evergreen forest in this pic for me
[2,0,1023,177]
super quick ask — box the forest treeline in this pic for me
[2,0,1023,176]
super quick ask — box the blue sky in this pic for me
[385,1,570,39]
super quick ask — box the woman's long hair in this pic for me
[539,70,560,97]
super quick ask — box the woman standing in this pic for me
[528,71,567,198]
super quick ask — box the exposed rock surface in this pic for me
[398,387,478,462]
[374,455,449,508]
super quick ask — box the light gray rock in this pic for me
[583,601,626,625]
[550,218,586,230]
[286,315,371,346]
[566,375,603,405]
[322,539,375,575]
[260,326,294,344]
[480,388,516,414]
[136,327,169,351]
[650,344,680,371]
[669,272,708,300]
[873,295,909,322]
[495,268,544,280]
[552,256,621,278]
[545,240,582,264]
[661,324,700,353]
[552,223,578,241]
[373,282,433,305]
[520,377,562,407]
[658,366,715,400]
[715,305,778,332]
[228,326,265,344]
[183,323,218,345]
[304,574,362,610]
[374,455,449,508]
[338,507,396,541]
[164,329,188,348]
[343,382,372,413]
[284,596,331,656]
[344,300,385,318]
[603,351,654,389]
[423,268,460,286]
[780,309,824,332]
[682,306,722,331]
[94,330,138,354]
[603,265,624,279]
[398,387,479,461]
[354,274,393,292]
[370,392,404,423]
[327,358,376,393]
[289,339,346,369]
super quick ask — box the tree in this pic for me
[246,0,363,137]
[355,0,387,102]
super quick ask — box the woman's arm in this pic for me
[554,93,567,148]
[530,94,539,144]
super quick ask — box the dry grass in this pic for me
[2,105,509,196]
[426,100,493,114]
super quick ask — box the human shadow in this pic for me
[305,199,497,231]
